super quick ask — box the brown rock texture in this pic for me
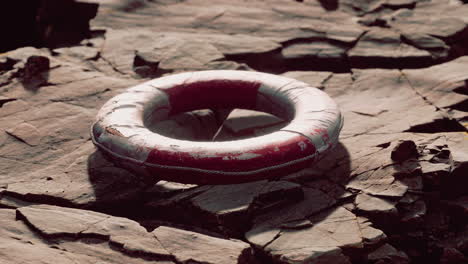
[1,0,468,263]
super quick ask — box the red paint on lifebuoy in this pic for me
[166,79,261,114]
[145,134,316,171]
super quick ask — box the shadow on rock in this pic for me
[87,149,148,215]
[141,141,351,239]
[318,0,339,11]
[13,55,51,92]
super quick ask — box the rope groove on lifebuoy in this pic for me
[91,70,343,184]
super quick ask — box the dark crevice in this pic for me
[133,52,171,78]
[0,57,20,73]
[5,131,34,146]
[223,48,287,74]
[280,36,354,47]
[350,55,437,70]
[0,98,16,108]
[382,2,416,10]
[317,0,339,11]
[15,208,83,240]
[404,118,467,133]
[446,99,468,112]
[117,0,149,12]
[4,191,76,208]
[107,240,175,262]
[453,80,468,95]
[249,246,276,264]
[441,162,468,199]
[280,53,351,73]
[228,38,355,73]
[358,17,391,28]
[100,55,128,76]
[354,1,417,17]
[376,142,391,149]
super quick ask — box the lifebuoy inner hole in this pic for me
[141,79,298,141]
[146,108,289,141]
[143,79,296,131]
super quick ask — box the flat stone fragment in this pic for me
[190,180,302,231]
[355,193,398,215]
[265,207,363,264]
[281,41,348,71]
[357,217,388,246]
[191,181,268,222]
[222,109,285,134]
[17,204,108,237]
[401,33,450,59]
[392,15,468,41]
[6,122,42,146]
[53,45,100,61]
[402,57,468,122]
[0,208,174,264]
[367,243,409,264]
[192,181,290,215]
[145,180,303,235]
[348,29,433,68]
[246,187,337,249]
[335,69,448,137]
[270,246,352,264]
[148,180,198,198]
[347,166,409,198]
[135,38,225,72]
[17,205,171,257]
[153,226,253,264]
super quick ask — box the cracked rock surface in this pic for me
[1,0,468,263]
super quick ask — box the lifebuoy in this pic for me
[91,70,343,184]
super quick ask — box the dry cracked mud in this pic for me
[1,0,468,263]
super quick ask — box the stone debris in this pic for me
[153,226,254,264]
[367,243,410,264]
[0,204,253,264]
[0,0,467,263]
[391,140,419,162]
[19,55,50,79]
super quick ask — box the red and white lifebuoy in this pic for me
[91,70,343,184]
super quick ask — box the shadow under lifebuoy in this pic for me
[86,149,148,215]
[86,110,352,248]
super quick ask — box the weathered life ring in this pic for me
[91,70,343,184]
